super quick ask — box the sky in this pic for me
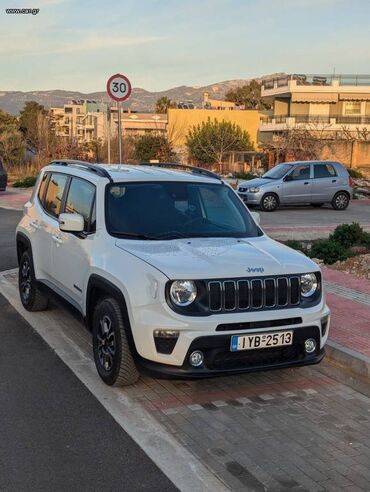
[0,0,369,93]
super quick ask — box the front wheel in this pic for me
[260,193,279,212]
[92,297,139,386]
[332,192,350,210]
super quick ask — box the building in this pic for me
[202,92,237,110]
[49,100,168,144]
[168,108,262,147]
[259,74,370,141]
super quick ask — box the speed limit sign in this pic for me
[106,73,132,102]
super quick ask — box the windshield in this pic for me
[106,181,261,240]
[262,163,292,179]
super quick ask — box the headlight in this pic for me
[248,187,260,193]
[170,280,197,306]
[300,273,318,298]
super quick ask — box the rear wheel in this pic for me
[332,192,349,210]
[18,251,49,311]
[92,297,139,386]
[260,193,279,212]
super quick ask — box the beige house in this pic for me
[259,74,370,141]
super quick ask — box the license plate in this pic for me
[230,331,293,352]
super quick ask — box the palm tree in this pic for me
[155,96,172,114]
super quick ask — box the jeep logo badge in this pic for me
[246,267,264,273]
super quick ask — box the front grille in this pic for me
[207,276,300,313]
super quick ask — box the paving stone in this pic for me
[187,404,203,411]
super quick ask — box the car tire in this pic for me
[311,203,324,208]
[92,297,139,387]
[18,251,49,311]
[331,192,350,210]
[260,193,279,212]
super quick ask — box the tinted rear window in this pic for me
[314,164,337,179]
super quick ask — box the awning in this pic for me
[291,92,338,103]
[339,93,370,101]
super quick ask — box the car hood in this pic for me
[239,178,273,189]
[115,236,317,279]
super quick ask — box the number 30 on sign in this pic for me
[106,73,132,102]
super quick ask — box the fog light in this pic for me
[189,350,204,367]
[304,338,317,354]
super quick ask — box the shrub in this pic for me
[359,231,370,248]
[309,239,351,265]
[12,176,37,188]
[330,223,365,248]
[347,168,364,179]
[234,172,259,180]
[284,240,307,254]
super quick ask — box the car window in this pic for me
[289,165,311,181]
[44,173,68,218]
[64,177,96,231]
[314,163,337,179]
[199,186,245,230]
[37,172,49,204]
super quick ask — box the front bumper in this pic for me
[130,299,330,376]
[136,325,325,378]
[238,191,263,204]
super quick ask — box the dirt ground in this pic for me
[330,253,370,280]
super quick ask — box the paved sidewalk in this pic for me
[0,188,32,210]
[1,269,370,491]
[323,268,370,378]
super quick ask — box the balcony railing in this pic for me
[262,74,370,90]
[260,114,370,125]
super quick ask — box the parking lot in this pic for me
[1,207,370,491]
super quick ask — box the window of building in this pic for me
[65,107,72,113]
[314,163,337,179]
[44,173,68,218]
[64,177,96,231]
[289,165,311,181]
[76,108,80,114]
[344,101,361,115]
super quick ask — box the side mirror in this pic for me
[59,213,84,233]
[284,174,293,182]
[251,211,260,225]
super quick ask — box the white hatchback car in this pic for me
[16,161,330,386]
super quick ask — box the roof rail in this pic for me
[49,159,113,182]
[139,162,221,181]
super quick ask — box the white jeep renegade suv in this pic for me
[16,160,330,386]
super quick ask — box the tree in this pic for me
[186,118,254,166]
[155,96,174,114]
[133,133,175,162]
[0,110,25,167]
[19,101,48,153]
[225,80,271,110]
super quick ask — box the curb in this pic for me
[325,340,370,380]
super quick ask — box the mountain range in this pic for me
[0,74,283,114]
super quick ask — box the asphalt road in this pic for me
[259,200,370,228]
[0,208,21,270]
[0,208,176,491]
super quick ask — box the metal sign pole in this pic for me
[107,106,111,164]
[118,102,122,164]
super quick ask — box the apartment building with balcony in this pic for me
[259,74,370,140]
[49,100,167,144]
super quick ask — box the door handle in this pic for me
[332,179,337,183]
[52,234,62,245]
[304,182,309,185]
[30,220,40,230]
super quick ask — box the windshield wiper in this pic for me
[111,231,156,240]
[261,176,275,179]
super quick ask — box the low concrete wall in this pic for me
[320,140,370,173]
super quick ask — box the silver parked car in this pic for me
[238,161,353,212]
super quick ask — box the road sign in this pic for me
[106,73,132,102]
[106,73,132,164]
